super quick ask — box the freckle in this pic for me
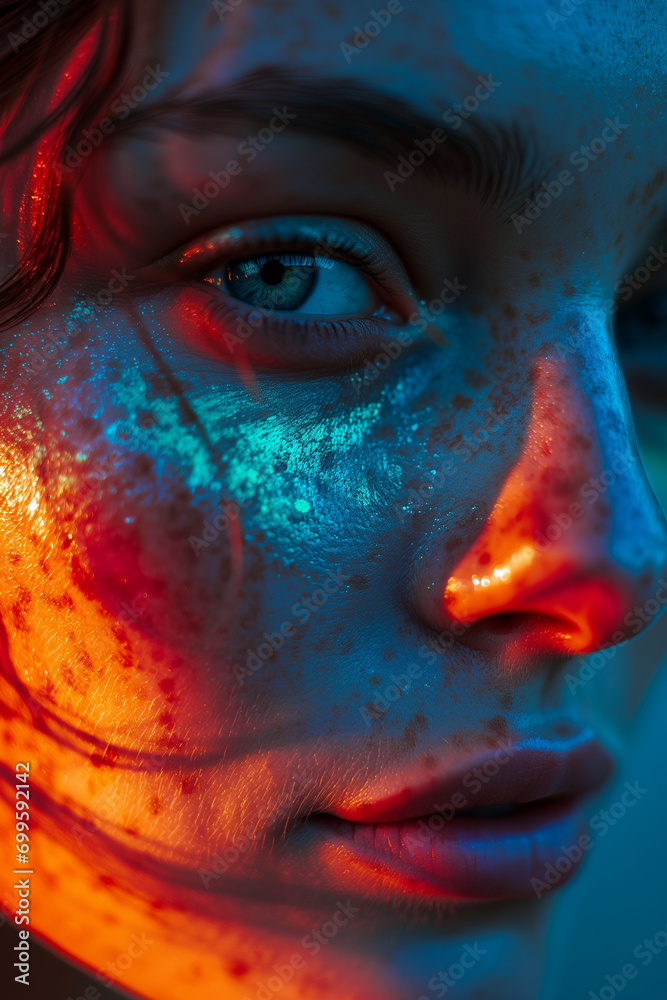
[519,247,530,261]
[180,774,198,795]
[131,453,155,477]
[503,304,517,320]
[422,754,437,770]
[376,423,395,440]
[641,167,665,205]
[528,273,541,288]
[148,795,162,815]
[369,675,381,686]
[465,370,490,389]
[478,551,490,565]
[320,0,342,17]
[401,723,418,749]
[98,874,117,888]
[348,574,369,591]
[499,691,513,709]
[230,961,250,978]
[159,710,174,727]
[451,394,471,410]
[626,185,637,205]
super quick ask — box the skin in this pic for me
[1,1,667,998]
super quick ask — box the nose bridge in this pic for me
[444,355,667,652]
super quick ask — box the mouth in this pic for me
[308,733,614,901]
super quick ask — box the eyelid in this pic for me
[152,215,419,316]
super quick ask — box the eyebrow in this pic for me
[113,67,547,220]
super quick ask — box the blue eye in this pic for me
[204,252,378,316]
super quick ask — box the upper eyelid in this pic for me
[163,233,379,275]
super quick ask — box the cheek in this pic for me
[72,451,235,646]
[0,387,249,750]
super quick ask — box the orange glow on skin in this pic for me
[445,359,632,654]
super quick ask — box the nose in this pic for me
[423,357,667,655]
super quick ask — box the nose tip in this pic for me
[444,359,667,654]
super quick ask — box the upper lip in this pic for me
[328,731,615,823]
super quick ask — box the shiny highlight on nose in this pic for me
[444,358,666,654]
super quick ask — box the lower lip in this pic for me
[311,796,589,901]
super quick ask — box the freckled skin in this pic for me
[1,1,667,999]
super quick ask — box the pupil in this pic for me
[260,259,286,285]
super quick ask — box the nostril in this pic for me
[486,611,567,635]
[454,609,584,657]
[488,613,524,634]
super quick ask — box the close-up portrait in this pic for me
[1,1,667,999]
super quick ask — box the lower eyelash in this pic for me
[200,293,400,369]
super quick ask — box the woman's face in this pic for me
[2,1,667,998]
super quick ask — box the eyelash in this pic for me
[191,231,394,296]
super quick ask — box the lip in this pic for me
[310,733,615,901]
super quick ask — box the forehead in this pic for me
[156,0,666,129]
